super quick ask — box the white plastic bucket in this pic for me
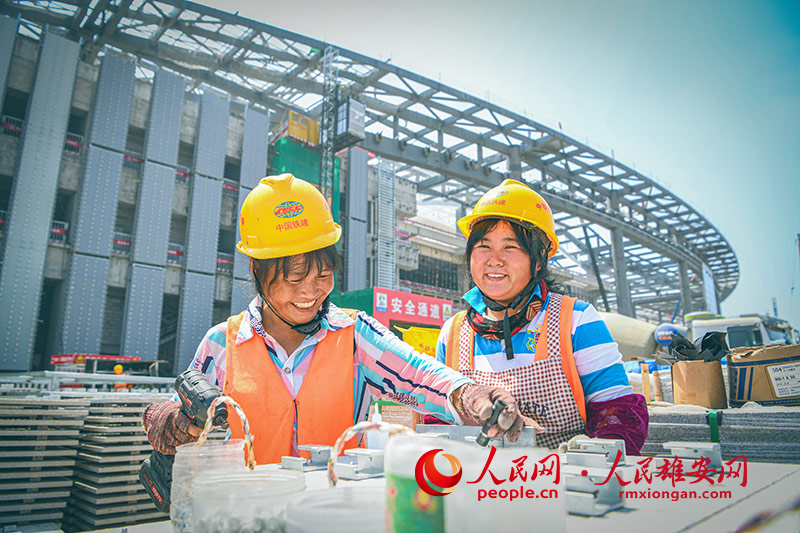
[284,486,386,533]
[191,467,305,532]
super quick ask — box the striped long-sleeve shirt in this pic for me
[435,287,633,403]
[188,298,471,427]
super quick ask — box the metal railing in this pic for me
[167,243,184,264]
[216,252,234,274]
[112,232,132,255]
[222,179,239,197]
[123,151,144,169]
[49,220,69,244]
[1,115,23,137]
[0,371,174,393]
[175,166,191,184]
[64,132,83,155]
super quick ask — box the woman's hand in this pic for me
[142,401,203,455]
[454,385,544,442]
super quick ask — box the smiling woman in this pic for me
[141,173,534,465]
[437,179,650,453]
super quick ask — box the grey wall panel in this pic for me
[74,146,124,256]
[185,175,221,273]
[240,106,270,189]
[231,278,254,317]
[132,162,175,266]
[0,17,17,107]
[194,92,229,179]
[345,218,368,292]
[145,69,184,166]
[90,54,135,151]
[232,186,251,280]
[121,264,165,358]
[175,271,215,371]
[347,148,369,222]
[61,254,110,354]
[0,32,79,371]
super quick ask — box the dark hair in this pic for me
[464,218,564,293]
[252,245,342,292]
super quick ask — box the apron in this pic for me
[455,293,585,448]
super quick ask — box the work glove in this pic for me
[142,401,201,455]
[557,433,591,454]
[456,384,543,442]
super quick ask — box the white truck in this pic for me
[689,314,799,349]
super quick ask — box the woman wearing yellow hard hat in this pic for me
[436,179,648,454]
[142,174,532,464]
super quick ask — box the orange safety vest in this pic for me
[223,311,359,465]
[445,295,586,423]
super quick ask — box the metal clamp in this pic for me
[662,441,722,471]
[565,438,626,467]
[333,448,385,480]
[564,465,625,516]
[280,445,331,471]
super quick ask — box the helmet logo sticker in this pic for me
[535,202,551,212]
[274,201,304,219]
[479,188,509,207]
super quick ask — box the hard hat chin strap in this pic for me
[480,276,537,361]
[262,295,329,336]
[477,242,549,361]
[251,262,328,336]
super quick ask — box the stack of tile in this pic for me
[0,397,88,528]
[644,406,800,463]
[61,394,171,532]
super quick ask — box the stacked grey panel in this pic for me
[0,16,17,106]
[144,70,184,167]
[232,186,251,281]
[185,175,221,273]
[240,106,270,189]
[73,147,125,256]
[0,32,79,371]
[89,54,135,152]
[376,162,396,289]
[175,272,215,371]
[121,265,166,358]
[194,91,229,180]
[61,395,170,532]
[133,162,175,266]
[643,407,800,464]
[345,147,369,291]
[231,277,254,317]
[0,397,88,528]
[61,255,110,354]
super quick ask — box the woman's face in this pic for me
[263,258,335,325]
[470,220,533,307]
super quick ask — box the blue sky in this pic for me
[204,0,800,326]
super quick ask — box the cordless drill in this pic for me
[139,369,229,512]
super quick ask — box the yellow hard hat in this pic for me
[113,364,124,375]
[457,179,559,258]
[237,174,342,259]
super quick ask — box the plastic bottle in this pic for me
[366,403,388,450]
[385,434,567,533]
[384,434,446,533]
[171,439,247,533]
